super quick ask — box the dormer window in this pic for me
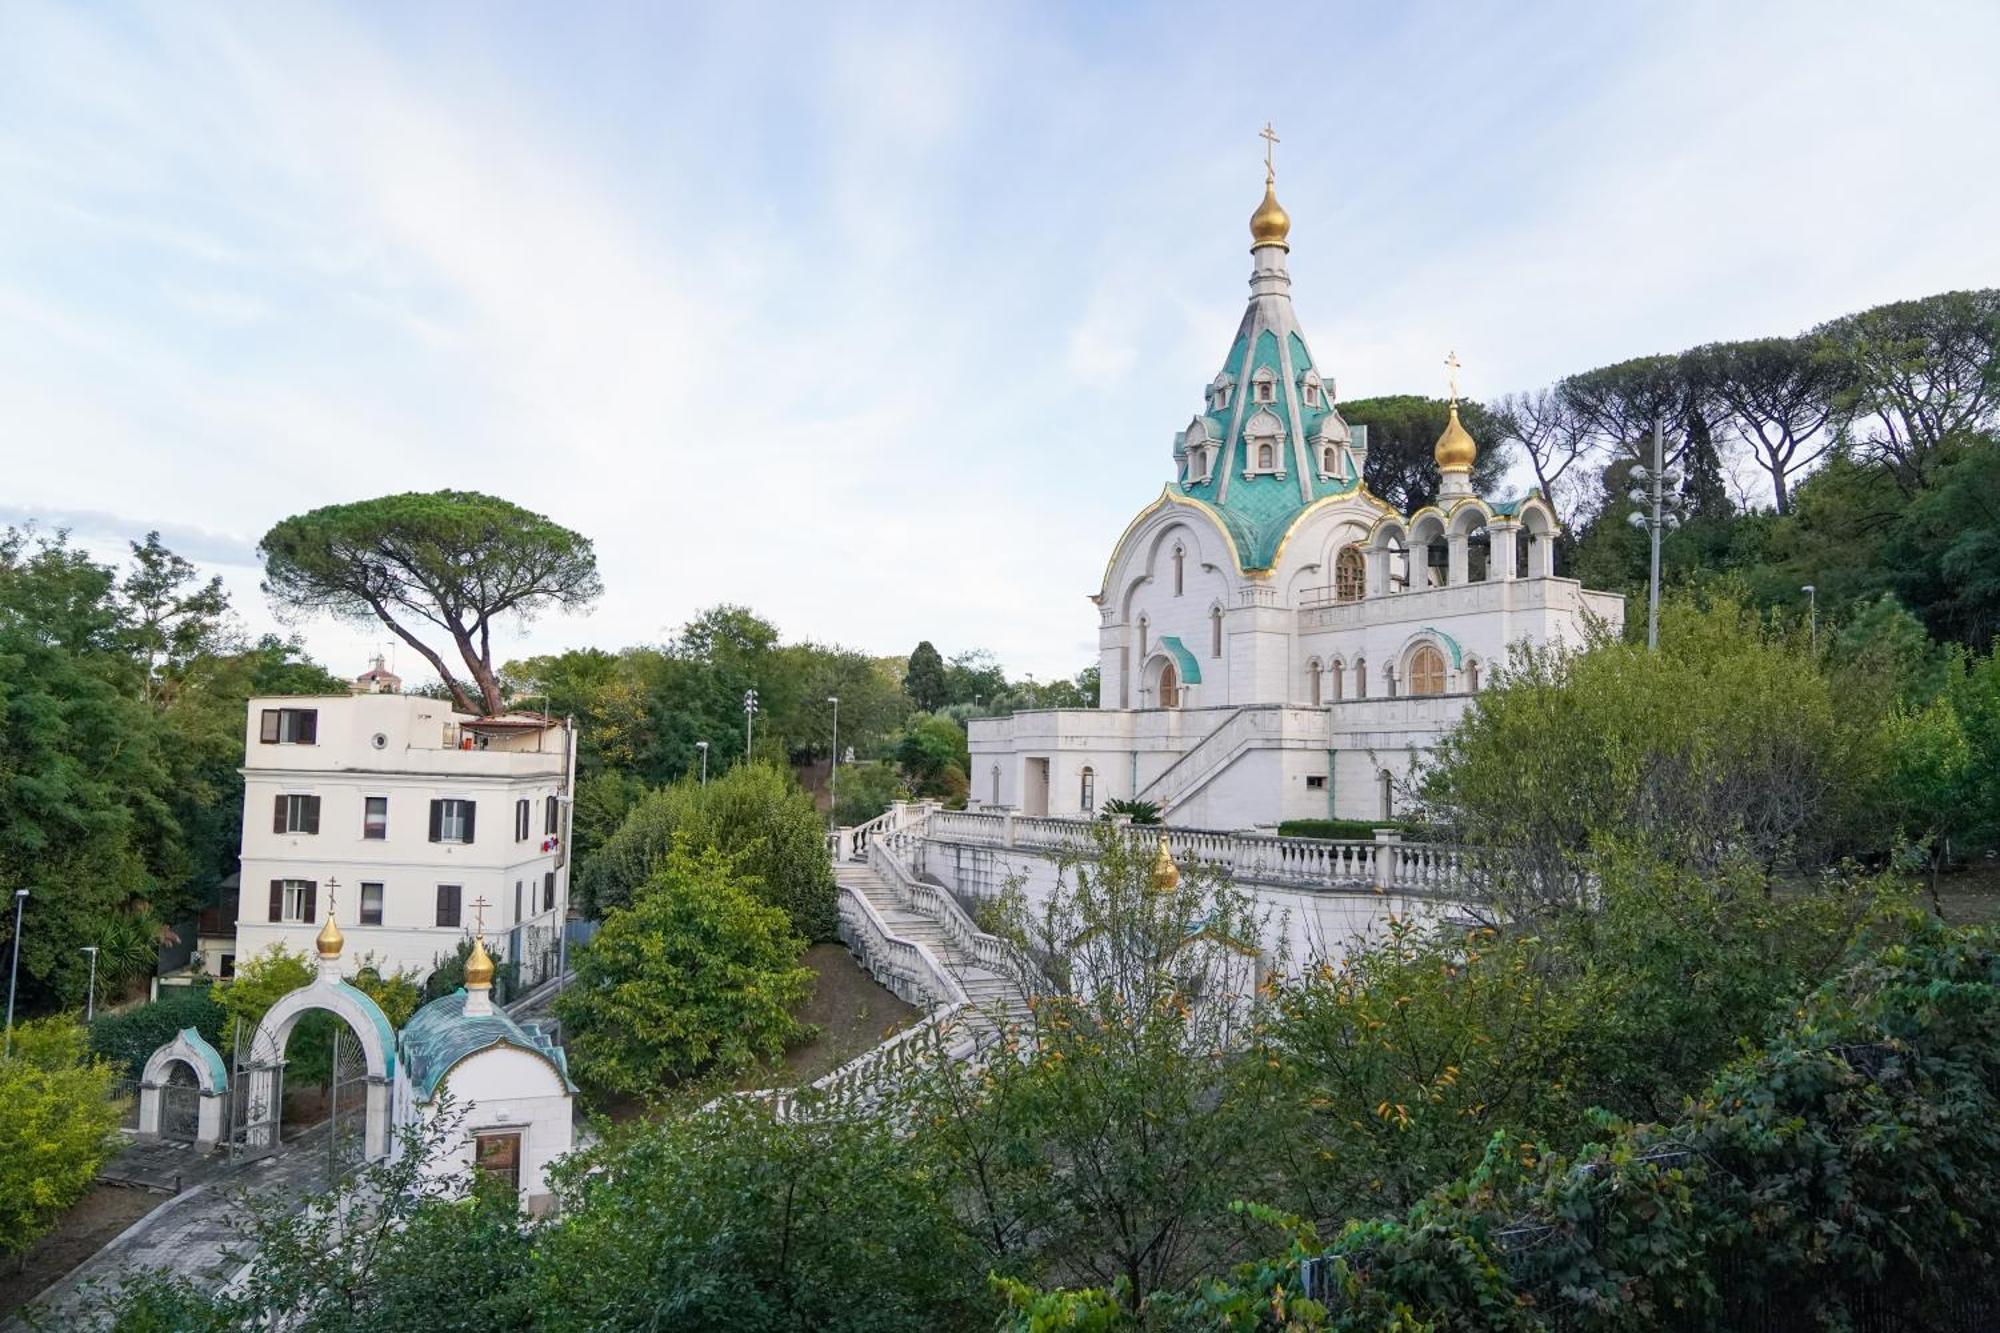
[1320,445,1339,477]
[1241,408,1287,479]
[1302,372,1323,408]
[1251,368,1277,404]
[1184,446,1213,485]
[1208,373,1234,412]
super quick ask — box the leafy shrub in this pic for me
[579,761,837,939]
[557,839,815,1093]
[0,1018,125,1259]
[88,985,225,1080]
[832,759,906,826]
[422,937,519,1007]
[1097,797,1161,824]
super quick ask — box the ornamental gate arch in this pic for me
[231,979,396,1163]
[137,1027,228,1146]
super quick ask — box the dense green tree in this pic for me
[577,762,837,938]
[0,1018,125,1261]
[556,840,814,1093]
[88,986,226,1081]
[1881,438,2000,645]
[1338,395,1509,513]
[259,491,602,715]
[1685,336,1839,514]
[904,639,948,712]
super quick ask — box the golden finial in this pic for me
[315,882,344,959]
[1434,354,1478,475]
[465,896,495,990]
[1149,835,1181,892]
[1250,122,1291,251]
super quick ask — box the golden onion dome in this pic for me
[315,911,344,960]
[1434,403,1478,473]
[464,934,495,989]
[1150,835,1182,892]
[1249,175,1291,250]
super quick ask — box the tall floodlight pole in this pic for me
[696,740,709,785]
[5,889,27,1058]
[1802,584,1817,656]
[81,946,99,1023]
[827,696,840,825]
[743,689,759,760]
[1625,418,1679,652]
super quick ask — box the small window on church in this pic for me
[1331,660,1344,701]
[1172,544,1185,596]
[1256,381,1274,403]
[1355,659,1367,699]
[1467,660,1481,692]
[1304,381,1321,407]
[1258,443,1273,469]
[1335,546,1365,602]
[1080,766,1095,813]
[1322,446,1337,475]
[1308,660,1322,706]
[1210,606,1222,658]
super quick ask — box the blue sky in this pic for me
[4,1,1997,682]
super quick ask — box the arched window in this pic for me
[1466,660,1481,692]
[990,765,1001,806]
[1158,660,1180,709]
[1380,770,1395,820]
[1172,544,1185,596]
[1308,659,1322,706]
[1079,766,1095,813]
[1409,644,1446,696]
[1137,615,1148,665]
[1335,546,1365,602]
[1210,606,1223,658]
[1321,445,1337,474]
[1253,368,1276,403]
[1330,659,1344,701]
[1385,665,1398,698]
[1257,442,1274,470]
[1355,658,1367,699]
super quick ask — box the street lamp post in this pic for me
[743,689,759,759]
[696,740,709,785]
[5,889,26,1059]
[1802,584,1817,656]
[1625,418,1682,652]
[826,696,840,825]
[80,946,99,1023]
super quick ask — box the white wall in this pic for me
[401,1045,573,1213]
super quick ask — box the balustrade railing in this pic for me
[835,880,968,1009]
[870,835,1027,977]
[915,810,1467,898]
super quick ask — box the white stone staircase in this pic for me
[835,860,1031,1030]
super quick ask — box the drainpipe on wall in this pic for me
[1129,752,1139,804]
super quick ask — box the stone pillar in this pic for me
[1490,523,1519,581]
[197,1091,225,1146]
[1447,533,1469,586]
[1529,531,1555,578]
[1372,828,1402,891]
[365,1078,392,1161]
[1366,546,1391,597]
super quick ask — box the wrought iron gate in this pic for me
[225,1014,285,1164]
[325,1025,368,1183]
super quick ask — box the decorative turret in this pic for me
[1168,125,1364,572]
[464,896,496,1017]
[315,884,344,984]
[1434,350,1478,500]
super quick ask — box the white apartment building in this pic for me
[234,693,576,985]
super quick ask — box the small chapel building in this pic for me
[969,148,1624,830]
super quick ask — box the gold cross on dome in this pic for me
[1445,350,1463,405]
[1259,122,1280,178]
[470,896,489,935]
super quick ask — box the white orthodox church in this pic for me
[969,151,1624,830]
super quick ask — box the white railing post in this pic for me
[1372,827,1402,892]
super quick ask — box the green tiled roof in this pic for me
[398,989,575,1101]
[179,1027,228,1088]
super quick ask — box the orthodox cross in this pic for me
[325,877,339,919]
[470,895,489,936]
[1259,122,1280,178]
[1445,350,1462,405]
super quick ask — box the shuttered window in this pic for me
[269,878,316,923]
[435,884,462,928]
[514,799,530,841]
[272,794,321,835]
[543,871,556,913]
[545,795,559,835]
[258,708,318,744]
[359,882,384,926]
[429,799,475,844]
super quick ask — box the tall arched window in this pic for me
[1331,659,1344,701]
[1257,442,1274,469]
[1409,644,1446,696]
[990,765,1001,806]
[1079,766,1095,813]
[1308,659,1322,705]
[1335,546,1365,602]
[1158,660,1180,709]
[1322,445,1337,474]
[1380,771,1395,820]
[1137,615,1148,665]
[1355,658,1367,699]
[1466,660,1481,692]
[1210,606,1223,658]
[1172,544,1185,596]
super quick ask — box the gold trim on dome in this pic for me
[1097,487,1253,596]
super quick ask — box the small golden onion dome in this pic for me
[464,935,495,990]
[1250,175,1291,250]
[1434,403,1478,473]
[1150,835,1181,892]
[315,912,344,960]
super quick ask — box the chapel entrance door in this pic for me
[1024,758,1050,817]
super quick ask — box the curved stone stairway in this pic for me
[834,860,1032,1030]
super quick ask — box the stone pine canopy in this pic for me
[398,989,576,1101]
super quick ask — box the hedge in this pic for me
[88,986,227,1081]
[1275,818,1430,842]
